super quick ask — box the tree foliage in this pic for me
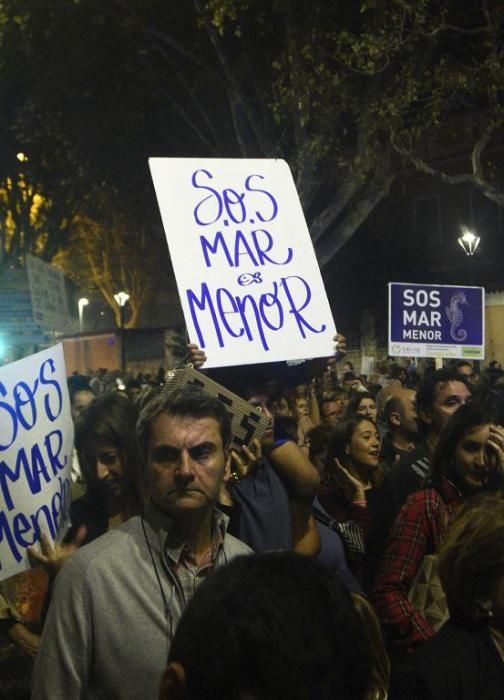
[186,0,504,265]
[0,0,502,291]
[0,0,166,322]
[53,208,162,329]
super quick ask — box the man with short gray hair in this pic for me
[32,386,251,700]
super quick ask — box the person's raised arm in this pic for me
[267,440,321,556]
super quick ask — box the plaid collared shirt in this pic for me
[163,509,227,605]
[372,478,463,651]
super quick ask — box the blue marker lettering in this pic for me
[186,284,224,348]
[216,289,244,338]
[39,358,63,421]
[281,276,326,337]
[13,381,38,432]
[245,174,278,222]
[192,169,223,225]
[250,229,293,265]
[0,382,17,451]
[200,232,234,268]
[44,430,67,476]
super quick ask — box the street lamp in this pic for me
[78,297,89,333]
[113,291,130,372]
[458,226,480,256]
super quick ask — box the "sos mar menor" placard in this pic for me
[389,282,485,359]
[149,158,337,368]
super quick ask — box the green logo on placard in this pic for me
[462,347,481,357]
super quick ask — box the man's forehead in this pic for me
[150,413,221,440]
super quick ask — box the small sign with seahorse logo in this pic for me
[389,283,484,359]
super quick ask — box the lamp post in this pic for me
[113,291,130,372]
[457,226,480,256]
[78,297,89,333]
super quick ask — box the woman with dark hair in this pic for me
[318,417,385,576]
[345,391,378,423]
[70,392,143,542]
[373,401,504,656]
[4,394,143,652]
[30,393,142,572]
[390,494,504,699]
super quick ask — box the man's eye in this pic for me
[190,445,212,461]
[151,446,179,463]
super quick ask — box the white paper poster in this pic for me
[26,254,76,333]
[149,158,336,368]
[0,345,73,582]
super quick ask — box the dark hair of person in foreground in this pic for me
[161,552,371,700]
[389,493,504,700]
[0,644,33,700]
[438,492,504,626]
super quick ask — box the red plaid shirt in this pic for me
[372,478,462,651]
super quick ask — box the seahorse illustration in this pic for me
[446,292,468,342]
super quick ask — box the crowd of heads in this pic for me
[2,353,504,699]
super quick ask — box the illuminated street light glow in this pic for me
[78,297,89,332]
[16,152,28,162]
[457,226,480,256]
[114,291,130,373]
[113,291,130,307]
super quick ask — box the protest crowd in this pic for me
[0,338,503,700]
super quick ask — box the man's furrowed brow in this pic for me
[150,440,219,462]
[150,444,180,462]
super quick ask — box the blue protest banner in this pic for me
[388,282,485,359]
[0,345,73,581]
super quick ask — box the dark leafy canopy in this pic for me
[0,0,171,320]
[189,0,504,264]
[0,0,503,274]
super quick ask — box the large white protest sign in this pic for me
[0,345,73,582]
[149,158,337,368]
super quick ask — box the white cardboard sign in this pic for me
[0,345,73,582]
[26,254,76,333]
[149,158,336,368]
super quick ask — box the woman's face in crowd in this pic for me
[295,397,309,419]
[347,420,380,470]
[356,397,377,423]
[82,439,124,502]
[453,423,498,493]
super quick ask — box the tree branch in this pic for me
[315,170,397,268]
[393,120,504,207]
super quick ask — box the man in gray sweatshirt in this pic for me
[31,385,251,700]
